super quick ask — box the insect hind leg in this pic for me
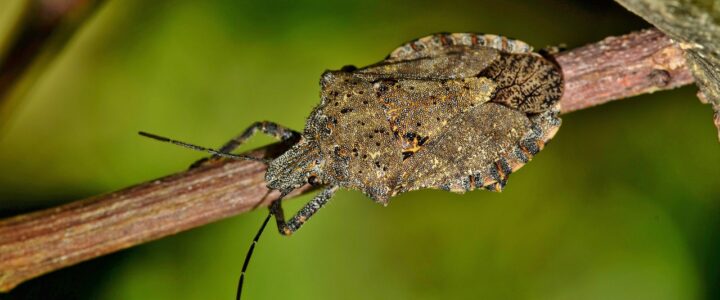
[270,186,338,236]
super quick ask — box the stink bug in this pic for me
[141,32,563,299]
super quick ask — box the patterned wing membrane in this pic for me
[480,52,563,113]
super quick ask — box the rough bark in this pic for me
[555,28,693,113]
[0,144,312,292]
[615,0,720,140]
[0,28,696,292]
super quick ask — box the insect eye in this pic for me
[307,175,318,185]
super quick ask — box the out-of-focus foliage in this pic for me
[0,0,717,299]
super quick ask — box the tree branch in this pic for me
[556,28,693,113]
[0,28,695,292]
[615,0,720,141]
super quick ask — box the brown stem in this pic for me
[0,28,696,292]
[556,28,693,113]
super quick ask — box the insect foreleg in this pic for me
[219,121,301,154]
[191,121,301,168]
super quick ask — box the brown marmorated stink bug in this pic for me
[140,32,563,299]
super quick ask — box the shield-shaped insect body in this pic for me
[141,32,563,299]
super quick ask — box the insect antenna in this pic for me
[236,213,272,300]
[138,131,267,162]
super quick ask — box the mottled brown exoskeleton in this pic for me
[141,32,563,299]
[263,32,562,234]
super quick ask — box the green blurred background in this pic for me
[0,0,718,299]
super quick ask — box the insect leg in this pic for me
[218,121,301,154]
[191,121,301,168]
[269,186,338,236]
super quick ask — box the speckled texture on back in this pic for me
[265,32,562,204]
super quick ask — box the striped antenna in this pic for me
[236,213,272,300]
[138,131,267,162]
